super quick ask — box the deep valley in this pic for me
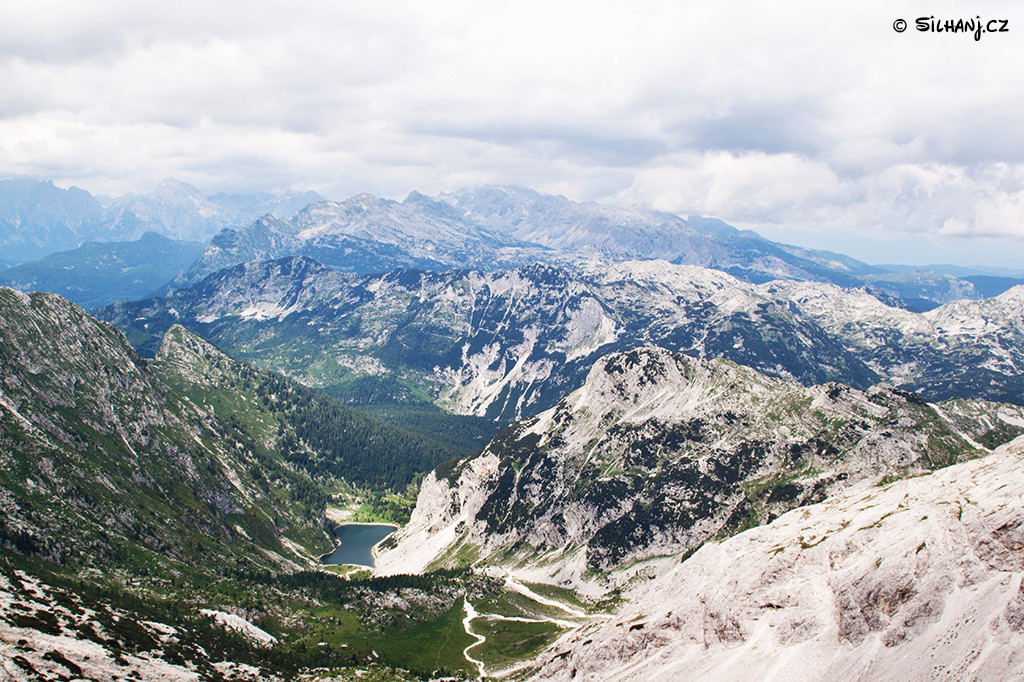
[2,182,1024,681]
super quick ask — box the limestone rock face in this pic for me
[377,346,1021,584]
[531,437,1024,681]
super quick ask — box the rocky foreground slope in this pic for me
[0,288,495,679]
[0,284,337,570]
[531,435,1024,681]
[375,346,1024,586]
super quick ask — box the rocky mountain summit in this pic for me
[441,185,981,304]
[375,347,1024,586]
[441,186,856,281]
[760,279,1024,404]
[180,191,548,284]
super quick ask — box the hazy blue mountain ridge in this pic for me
[0,232,206,308]
[0,177,324,266]
[101,179,325,243]
[1,178,1013,310]
[0,178,107,262]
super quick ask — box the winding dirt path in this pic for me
[460,578,602,678]
[462,598,488,678]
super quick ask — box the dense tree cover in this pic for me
[170,337,465,494]
[354,403,499,456]
[255,567,471,597]
[255,373,462,490]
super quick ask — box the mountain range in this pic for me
[4,178,1016,310]
[4,176,1024,680]
[180,185,987,308]
[0,177,323,264]
[99,256,1024,429]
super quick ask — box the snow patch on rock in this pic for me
[199,610,277,648]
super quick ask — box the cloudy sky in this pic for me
[1,0,1022,267]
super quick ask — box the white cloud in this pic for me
[623,151,844,221]
[1,0,1023,263]
[621,152,1024,255]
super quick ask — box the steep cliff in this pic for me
[377,347,1023,587]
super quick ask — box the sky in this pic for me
[1,0,1022,268]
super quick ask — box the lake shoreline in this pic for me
[320,522,398,568]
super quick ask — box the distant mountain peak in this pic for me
[154,176,202,193]
[0,179,1003,307]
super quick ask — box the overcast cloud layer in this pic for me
[1,0,1022,267]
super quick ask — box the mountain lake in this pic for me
[321,523,398,567]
